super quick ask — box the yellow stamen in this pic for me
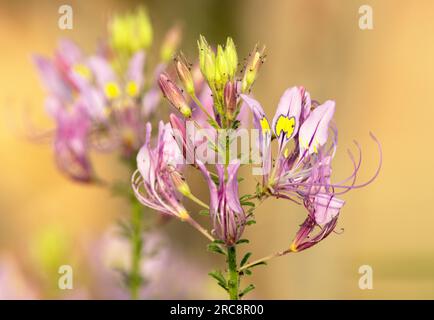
[73,64,91,80]
[125,81,139,97]
[104,82,121,100]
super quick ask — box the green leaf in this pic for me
[240,252,252,267]
[199,209,209,216]
[213,239,225,244]
[237,177,245,183]
[241,201,255,207]
[244,269,252,275]
[239,284,255,298]
[239,194,253,201]
[236,239,250,245]
[207,243,226,255]
[246,220,256,226]
[208,270,228,290]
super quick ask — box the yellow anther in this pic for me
[125,81,139,97]
[104,82,121,100]
[73,64,91,80]
[290,242,298,252]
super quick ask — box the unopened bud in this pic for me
[197,35,209,73]
[216,45,229,87]
[175,53,195,95]
[109,8,153,55]
[241,45,265,93]
[197,35,216,86]
[204,51,216,85]
[225,37,238,79]
[158,73,192,118]
[224,81,237,120]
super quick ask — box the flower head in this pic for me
[33,9,179,182]
[50,100,93,182]
[132,122,188,220]
[242,86,382,250]
[197,161,246,246]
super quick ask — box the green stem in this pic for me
[129,196,143,300]
[227,245,239,300]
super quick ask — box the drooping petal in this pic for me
[137,124,154,185]
[56,39,83,69]
[298,100,335,155]
[53,103,92,182]
[126,51,146,96]
[88,56,119,100]
[196,161,218,214]
[240,94,272,178]
[142,87,161,117]
[299,86,312,122]
[160,122,184,168]
[225,161,244,215]
[272,87,302,150]
[313,193,345,226]
[240,94,270,138]
[33,55,71,100]
[291,215,338,252]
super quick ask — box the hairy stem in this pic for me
[227,245,239,300]
[129,196,143,300]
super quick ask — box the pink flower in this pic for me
[197,161,246,246]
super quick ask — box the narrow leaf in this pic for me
[207,243,226,255]
[240,252,252,267]
[239,284,255,298]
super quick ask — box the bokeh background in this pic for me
[0,0,433,299]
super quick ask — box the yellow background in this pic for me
[0,0,433,299]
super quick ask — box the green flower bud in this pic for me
[225,37,238,79]
[242,45,265,93]
[109,8,153,56]
[216,45,229,87]
[204,50,216,85]
[197,35,217,86]
[135,8,153,49]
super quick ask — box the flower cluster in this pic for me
[33,8,181,182]
[132,35,381,299]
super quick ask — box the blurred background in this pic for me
[0,0,433,299]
